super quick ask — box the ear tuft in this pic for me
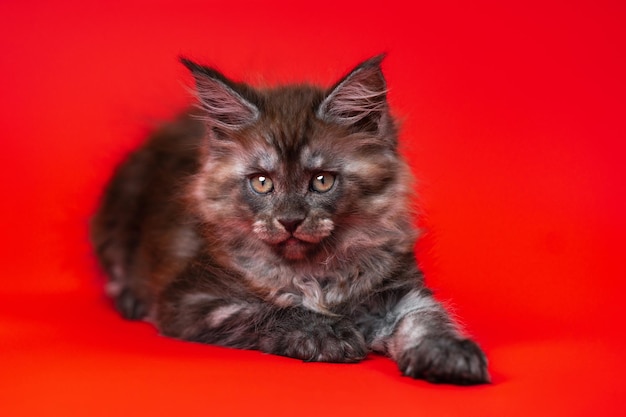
[180,57,259,130]
[317,54,388,132]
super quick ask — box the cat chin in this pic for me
[275,237,315,261]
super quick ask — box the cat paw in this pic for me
[114,287,149,320]
[274,318,368,363]
[398,335,490,385]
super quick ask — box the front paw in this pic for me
[272,318,367,363]
[398,335,490,385]
[114,287,149,320]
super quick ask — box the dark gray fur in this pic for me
[91,55,489,385]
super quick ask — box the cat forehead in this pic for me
[249,141,334,171]
[258,85,325,137]
[237,85,339,162]
[226,84,368,171]
[260,85,325,115]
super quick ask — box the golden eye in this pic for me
[250,175,274,194]
[311,173,336,193]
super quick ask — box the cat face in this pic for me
[185,56,405,262]
[244,160,339,260]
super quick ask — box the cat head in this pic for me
[183,56,413,262]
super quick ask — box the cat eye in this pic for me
[250,175,274,194]
[311,173,336,193]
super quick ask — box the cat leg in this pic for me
[257,307,367,363]
[362,288,490,385]
[95,250,148,320]
[157,290,367,363]
[111,284,150,320]
[91,149,156,320]
[102,248,156,321]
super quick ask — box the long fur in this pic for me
[90,56,489,385]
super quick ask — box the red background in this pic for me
[1,0,625,415]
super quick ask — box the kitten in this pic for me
[90,55,489,385]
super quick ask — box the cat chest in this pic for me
[246,267,374,315]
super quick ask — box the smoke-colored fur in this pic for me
[90,55,489,385]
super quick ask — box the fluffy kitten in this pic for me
[91,55,489,385]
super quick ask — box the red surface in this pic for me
[1,1,625,415]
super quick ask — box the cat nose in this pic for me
[278,217,304,234]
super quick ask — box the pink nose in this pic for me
[278,218,304,233]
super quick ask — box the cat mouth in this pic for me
[273,232,323,245]
[284,237,301,245]
[275,236,314,260]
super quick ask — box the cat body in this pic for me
[91,56,489,384]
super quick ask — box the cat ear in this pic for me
[317,54,388,132]
[180,57,259,130]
